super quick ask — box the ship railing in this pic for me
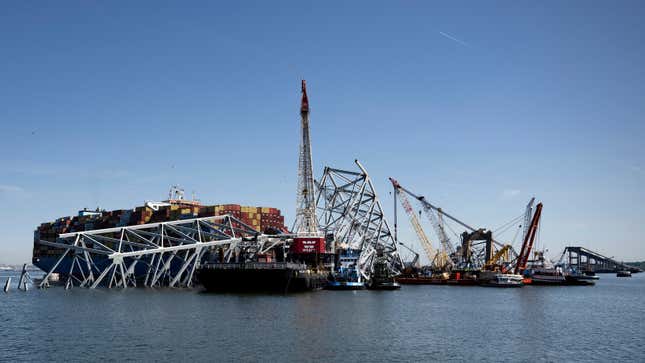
[202,262,309,270]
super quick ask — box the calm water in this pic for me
[1,272,644,362]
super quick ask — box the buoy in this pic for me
[3,277,11,292]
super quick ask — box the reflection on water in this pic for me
[1,272,644,362]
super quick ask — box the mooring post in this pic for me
[18,264,31,291]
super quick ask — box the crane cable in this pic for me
[510,224,522,245]
[395,188,435,263]
[492,214,524,235]
[441,215,461,239]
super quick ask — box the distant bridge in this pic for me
[561,246,642,273]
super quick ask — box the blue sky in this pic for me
[1,1,644,264]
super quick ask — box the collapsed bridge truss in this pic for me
[37,215,273,289]
[315,160,404,279]
[38,161,405,288]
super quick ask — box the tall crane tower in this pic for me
[292,80,325,254]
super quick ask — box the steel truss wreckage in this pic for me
[315,159,404,279]
[37,161,405,288]
[37,215,287,289]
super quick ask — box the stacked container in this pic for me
[240,206,262,231]
[259,207,286,233]
[33,202,290,262]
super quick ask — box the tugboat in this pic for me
[367,247,401,290]
[325,249,366,290]
[617,270,632,277]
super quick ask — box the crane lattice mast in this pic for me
[390,178,436,264]
[293,80,319,235]
[521,197,535,246]
[422,204,456,257]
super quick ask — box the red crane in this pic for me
[514,202,543,275]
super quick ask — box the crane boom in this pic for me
[521,197,535,245]
[390,178,435,264]
[421,205,455,256]
[396,183,507,248]
[484,244,512,269]
[514,202,543,274]
[398,242,420,268]
[436,210,455,254]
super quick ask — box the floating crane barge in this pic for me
[390,179,540,287]
[197,80,330,293]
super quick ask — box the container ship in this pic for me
[32,187,289,281]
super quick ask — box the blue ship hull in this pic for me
[324,281,366,290]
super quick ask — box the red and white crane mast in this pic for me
[292,80,325,253]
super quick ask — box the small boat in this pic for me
[479,272,524,288]
[528,268,567,285]
[564,273,598,285]
[558,267,599,285]
[617,270,632,277]
[525,252,567,285]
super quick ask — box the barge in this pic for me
[197,262,327,293]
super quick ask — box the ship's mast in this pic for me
[293,80,319,235]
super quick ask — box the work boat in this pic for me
[367,247,401,290]
[617,270,632,277]
[563,267,599,285]
[525,251,567,285]
[325,250,366,290]
[479,271,524,288]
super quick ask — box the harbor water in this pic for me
[2,272,644,362]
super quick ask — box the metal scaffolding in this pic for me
[37,215,263,289]
[315,159,403,279]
